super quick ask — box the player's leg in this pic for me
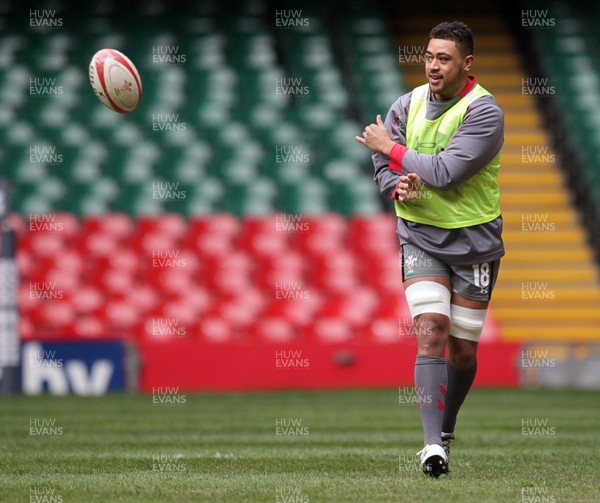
[401,244,451,476]
[406,276,451,448]
[442,293,485,436]
[440,295,485,460]
[405,275,451,477]
[441,260,501,459]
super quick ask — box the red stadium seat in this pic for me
[364,317,405,344]
[82,213,134,241]
[349,215,399,264]
[70,286,105,315]
[79,233,122,259]
[167,285,212,315]
[26,212,80,241]
[44,268,80,299]
[187,213,241,241]
[133,232,179,257]
[309,251,358,293]
[255,251,306,290]
[27,232,65,260]
[214,288,266,330]
[74,315,107,339]
[95,269,137,297]
[263,293,324,328]
[294,228,345,257]
[52,249,84,275]
[144,267,195,296]
[217,301,260,329]
[32,302,77,337]
[251,316,296,343]
[16,248,34,278]
[126,284,161,315]
[321,287,379,328]
[196,316,234,343]
[136,213,187,241]
[360,250,403,290]
[238,215,289,256]
[103,299,140,333]
[309,316,354,343]
[374,292,410,320]
[19,284,38,315]
[349,213,396,239]
[188,232,234,257]
[202,252,254,292]
[19,317,35,341]
[155,300,200,328]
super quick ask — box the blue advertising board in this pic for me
[21,340,125,395]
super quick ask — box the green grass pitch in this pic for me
[1,388,599,502]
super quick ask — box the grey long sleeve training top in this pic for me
[371,78,505,266]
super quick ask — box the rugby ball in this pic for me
[89,48,142,113]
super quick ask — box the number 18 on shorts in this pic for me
[401,243,500,302]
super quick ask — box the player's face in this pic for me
[425,38,473,101]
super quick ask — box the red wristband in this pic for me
[389,143,408,173]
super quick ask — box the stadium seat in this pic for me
[310,317,354,343]
[196,316,235,343]
[251,316,296,343]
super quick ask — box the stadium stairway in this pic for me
[389,3,600,341]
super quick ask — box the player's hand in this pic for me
[395,173,423,202]
[355,115,396,156]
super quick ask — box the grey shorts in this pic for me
[400,243,500,302]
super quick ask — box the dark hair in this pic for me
[429,21,474,56]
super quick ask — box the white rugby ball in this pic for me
[89,48,142,113]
